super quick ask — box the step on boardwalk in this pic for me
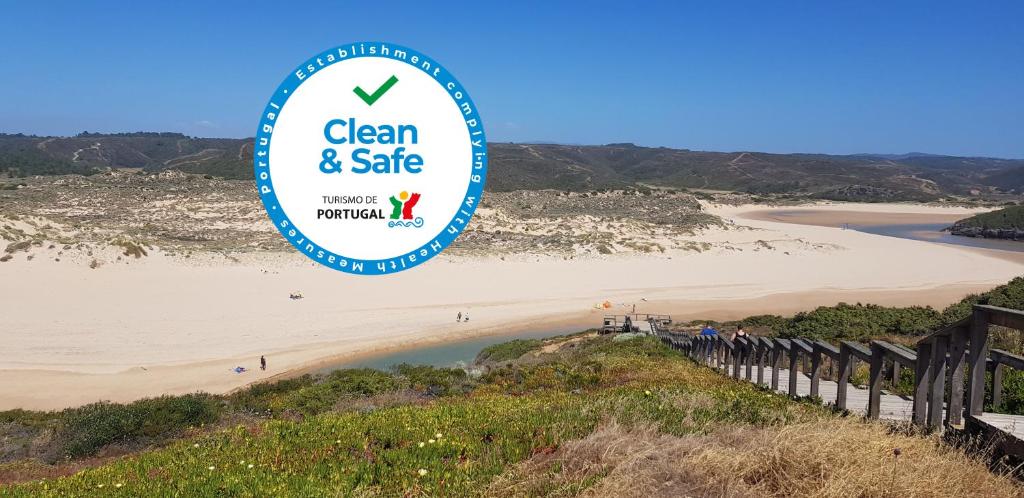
[659,304,1024,457]
[721,364,924,421]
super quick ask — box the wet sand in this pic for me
[743,208,968,227]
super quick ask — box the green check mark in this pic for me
[353,75,399,106]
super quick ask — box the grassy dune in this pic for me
[0,336,1019,496]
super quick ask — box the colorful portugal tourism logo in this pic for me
[254,42,487,275]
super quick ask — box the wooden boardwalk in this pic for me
[723,365,923,421]
[975,413,1024,441]
[660,304,1024,458]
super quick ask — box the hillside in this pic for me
[1,335,1018,496]
[4,133,1024,201]
[0,133,251,179]
[947,205,1024,239]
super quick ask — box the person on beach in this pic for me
[730,324,748,341]
[260,355,267,371]
[699,323,718,336]
[464,312,470,322]
[457,312,462,322]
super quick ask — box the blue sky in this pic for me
[1,1,1021,157]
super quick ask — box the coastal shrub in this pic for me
[706,278,1024,343]
[54,394,219,460]
[950,205,1024,230]
[226,375,316,415]
[3,241,31,254]
[940,276,1024,325]
[778,303,942,341]
[994,369,1024,415]
[492,362,603,393]
[475,339,542,363]
[733,314,787,334]
[276,368,401,416]
[109,238,148,258]
[393,364,473,396]
[0,409,53,427]
[575,335,679,361]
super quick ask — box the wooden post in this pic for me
[868,342,884,419]
[757,341,767,385]
[745,340,754,380]
[966,308,990,417]
[810,350,822,398]
[788,346,799,397]
[837,344,852,410]
[771,345,782,391]
[928,336,948,429]
[892,360,902,386]
[912,341,932,427]
[947,331,968,427]
[992,362,1005,409]
[732,343,742,379]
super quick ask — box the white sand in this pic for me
[0,202,1020,410]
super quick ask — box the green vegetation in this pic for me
[780,303,943,340]
[0,135,99,177]
[950,205,1024,230]
[2,333,1022,495]
[703,277,1024,342]
[56,396,220,460]
[0,365,479,466]
[1,336,826,495]
[171,156,251,180]
[475,339,542,363]
[702,277,1024,412]
[941,276,1024,324]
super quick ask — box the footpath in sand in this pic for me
[0,202,1021,410]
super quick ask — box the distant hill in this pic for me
[0,133,251,179]
[487,143,1024,200]
[3,133,1024,200]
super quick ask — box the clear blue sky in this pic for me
[2,1,1022,157]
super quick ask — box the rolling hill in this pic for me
[3,133,1024,201]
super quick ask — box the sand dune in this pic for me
[0,201,1020,410]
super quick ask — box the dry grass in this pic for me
[486,419,1024,498]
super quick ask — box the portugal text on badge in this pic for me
[254,42,487,275]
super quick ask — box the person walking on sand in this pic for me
[464,312,470,322]
[730,324,748,341]
[260,355,267,371]
[457,312,462,322]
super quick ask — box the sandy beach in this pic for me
[1,201,1021,410]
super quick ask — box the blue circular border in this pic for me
[254,42,487,275]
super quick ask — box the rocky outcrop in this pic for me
[947,224,1024,240]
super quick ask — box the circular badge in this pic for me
[254,42,487,275]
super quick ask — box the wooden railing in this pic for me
[659,304,1024,437]
[913,305,1024,430]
